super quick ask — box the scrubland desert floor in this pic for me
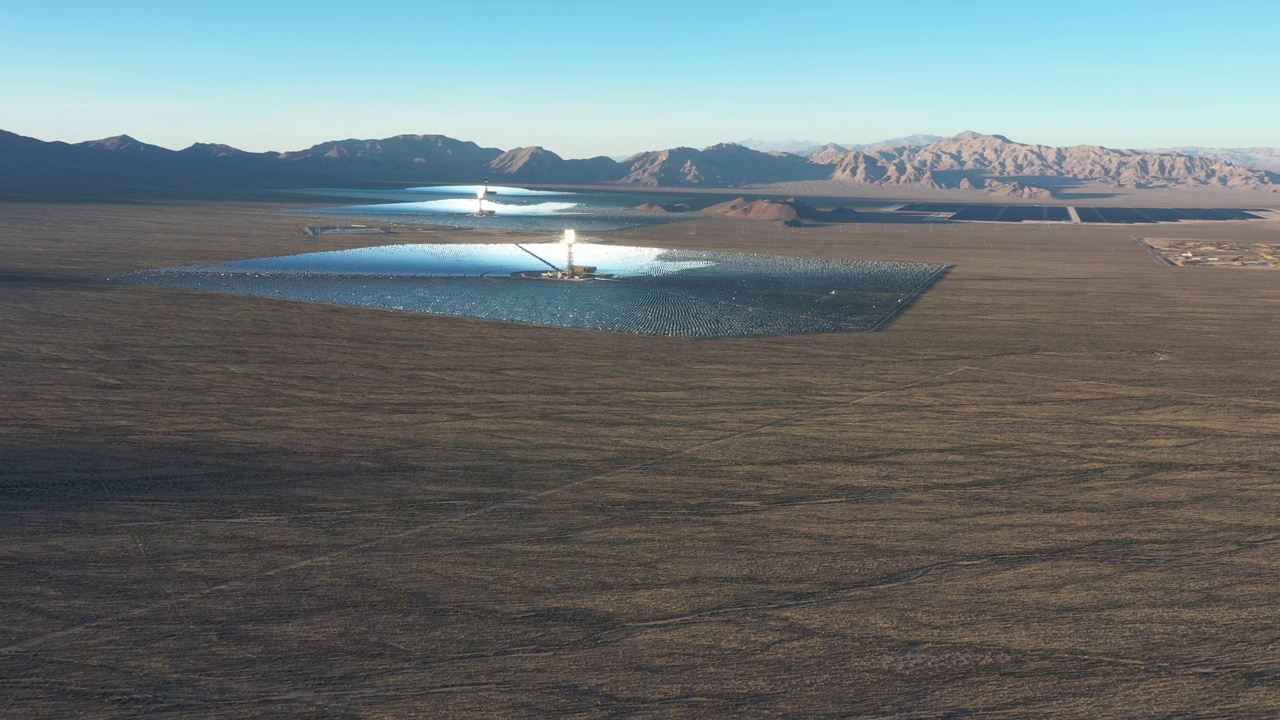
[2,199,1280,718]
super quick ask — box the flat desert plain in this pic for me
[2,198,1280,718]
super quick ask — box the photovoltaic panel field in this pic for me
[950,205,1073,222]
[896,203,1265,223]
[1073,207,1264,223]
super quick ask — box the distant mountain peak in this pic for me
[1143,145,1280,173]
[950,130,1012,143]
[849,134,945,151]
[743,135,946,154]
[180,142,262,158]
[488,145,563,171]
[85,134,137,148]
[737,138,823,153]
[76,134,174,154]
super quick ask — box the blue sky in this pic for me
[2,0,1276,157]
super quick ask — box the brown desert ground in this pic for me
[2,189,1280,718]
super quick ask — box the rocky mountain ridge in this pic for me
[2,129,1276,196]
[1146,146,1280,173]
[739,134,946,154]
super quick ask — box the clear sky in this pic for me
[2,0,1277,158]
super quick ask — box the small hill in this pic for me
[702,197,862,223]
[632,202,694,213]
[703,197,802,221]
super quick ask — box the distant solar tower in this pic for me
[475,178,495,216]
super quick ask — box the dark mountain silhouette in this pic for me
[486,146,624,183]
[2,129,1276,200]
[275,134,503,181]
[1,130,77,168]
[76,134,175,155]
[619,142,828,186]
[178,143,273,159]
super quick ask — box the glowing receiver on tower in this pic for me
[510,228,604,281]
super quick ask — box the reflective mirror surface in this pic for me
[288,185,695,231]
[119,244,949,338]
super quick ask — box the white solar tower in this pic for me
[563,228,577,277]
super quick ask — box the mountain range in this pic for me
[1143,146,1280,174]
[2,129,1277,197]
[739,135,946,153]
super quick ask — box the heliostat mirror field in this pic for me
[288,184,697,232]
[119,243,949,338]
